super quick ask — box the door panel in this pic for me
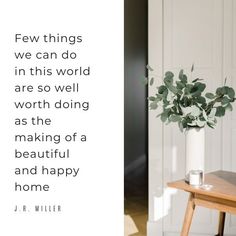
[222,0,236,234]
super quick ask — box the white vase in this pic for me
[185,127,205,180]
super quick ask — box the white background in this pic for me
[0,0,124,235]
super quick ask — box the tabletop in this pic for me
[167,170,236,202]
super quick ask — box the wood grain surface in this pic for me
[168,171,236,202]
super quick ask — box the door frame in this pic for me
[147,0,164,235]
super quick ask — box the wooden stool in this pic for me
[168,171,236,236]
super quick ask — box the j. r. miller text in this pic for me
[14,204,61,213]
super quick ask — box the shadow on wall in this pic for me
[124,0,148,235]
[124,0,148,194]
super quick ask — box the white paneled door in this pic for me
[148,0,236,235]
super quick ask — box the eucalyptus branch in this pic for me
[147,67,236,131]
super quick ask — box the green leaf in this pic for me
[224,77,227,85]
[215,106,225,117]
[165,83,179,94]
[189,82,206,97]
[150,102,158,110]
[208,117,217,124]
[207,122,215,129]
[165,71,174,79]
[164,77,179,94]
[205,93,215,99]
[225,103,233,111]
[227,87,235,99]
[179,69,188,84]
[184,84,193,95]
[146,65,154,71]
[196,96,206,104]
[186,84,194,91]
[169,114,182,122]
[158,85,167,94]
[150,77,154,86]
[221,96,231,105]
[194,82,206,92]
[182,96,191,107]
[216,86,227,96]
[164,76,173,84]
[191,64,194,72]
[207,123,216,129]
[163,99,170,107]
[155,94,162,101]
[176,81,185,89]
[161,112,168,122]
[162,89,169,101]
[216,87,222,95]
[192,78,203,83]
[182,75,188,84]
[148,96,156,101]
[179,69,184,78]
[181,119,188,128]
[178,121,184,132]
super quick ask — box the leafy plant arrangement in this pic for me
[147,65,236,132]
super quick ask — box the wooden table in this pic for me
[167,171,236,236]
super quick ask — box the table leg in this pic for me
[181,193,195,236]
[215,211,226,236]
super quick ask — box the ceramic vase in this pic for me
[185,127,205,180]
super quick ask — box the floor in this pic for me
[124,166,148,236]
[124,195,148,236]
